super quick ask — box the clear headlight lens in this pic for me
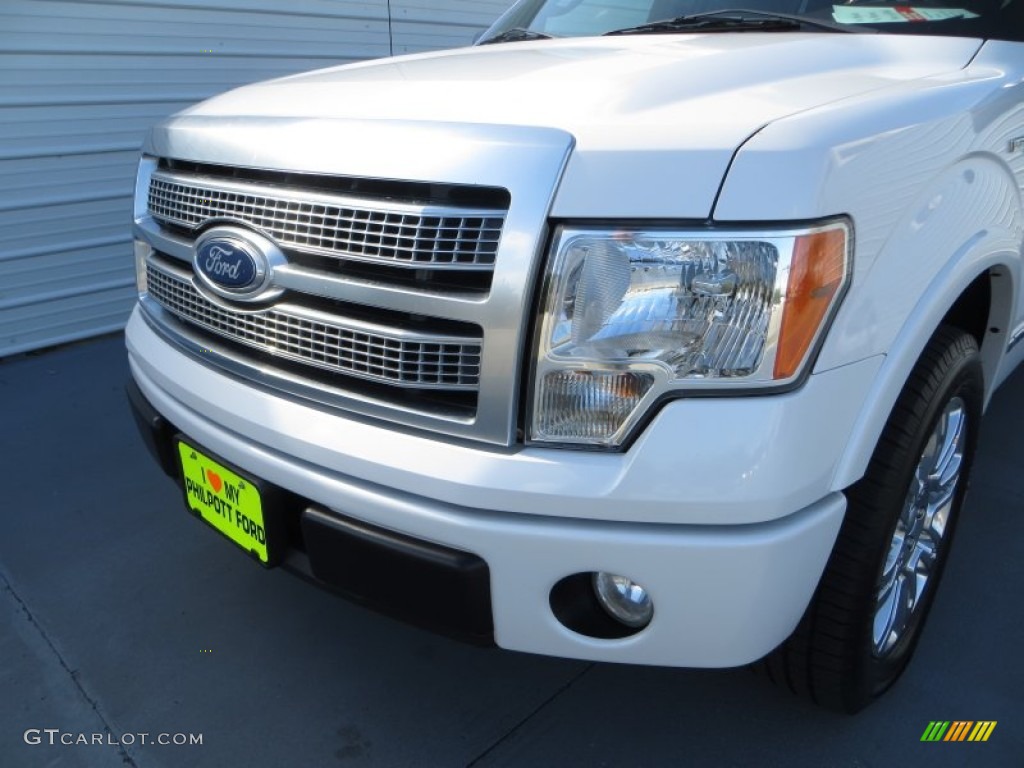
[530,222,849,447]
[534,369,655,442]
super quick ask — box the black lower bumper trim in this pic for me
[126,377,178,479]
[126,375,495,646]
[301,506,494,645]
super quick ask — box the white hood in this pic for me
[168,34,981,218]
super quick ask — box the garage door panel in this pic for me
[0,0,509,356]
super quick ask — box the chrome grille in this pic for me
[146,261,482,390]
[148,172,504,270]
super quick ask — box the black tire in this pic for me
[762,325,984,713]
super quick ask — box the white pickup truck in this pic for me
[125,0,1024,712]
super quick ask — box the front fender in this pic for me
[716,67,1024,491]
[827,153,1022,488]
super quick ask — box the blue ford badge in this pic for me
[196,239,258,290]
[192,226,285,302]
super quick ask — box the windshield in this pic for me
[481,0,1022,40]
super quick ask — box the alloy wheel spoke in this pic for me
[915,530,938,570]
[931,407,965,487]
[924,492,953,539]
[881,531,906,585]
[874,572,913,655]
[890,573,914,642]
[874,575,900,653]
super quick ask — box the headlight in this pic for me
[529,221,850,447]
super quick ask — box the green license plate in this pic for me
[177,440,270,564]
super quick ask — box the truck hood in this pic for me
[170,34,981,218]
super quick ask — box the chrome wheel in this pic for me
[872,396,967,657]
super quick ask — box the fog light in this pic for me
[592,572,653,628]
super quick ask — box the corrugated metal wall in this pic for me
[0,0,510,356]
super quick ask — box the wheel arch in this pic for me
[831,254,1018,492]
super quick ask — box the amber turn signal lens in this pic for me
[774,228,848,380]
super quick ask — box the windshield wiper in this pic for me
[479,27,555,45]
[606,9,864,35]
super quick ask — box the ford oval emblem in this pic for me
[192,226,286,302]
[196,239,258,289]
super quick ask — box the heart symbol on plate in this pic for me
[206,469,223,493]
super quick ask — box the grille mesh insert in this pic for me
[148,173,504,269]
[146,263,482,390]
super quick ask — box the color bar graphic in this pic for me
[944,722,973,741]
[967,722,997,742]
[920,721,996,742]
[921,722,950,742]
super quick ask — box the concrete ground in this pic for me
[1,333,1021,768]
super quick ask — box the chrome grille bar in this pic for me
[146,260,482,390]
[148,171,504,270]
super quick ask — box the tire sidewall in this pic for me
[861,334,984,702]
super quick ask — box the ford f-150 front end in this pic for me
[126,2,1024,711]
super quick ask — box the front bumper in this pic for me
[130,376,498,645]
[126,308,872,667]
